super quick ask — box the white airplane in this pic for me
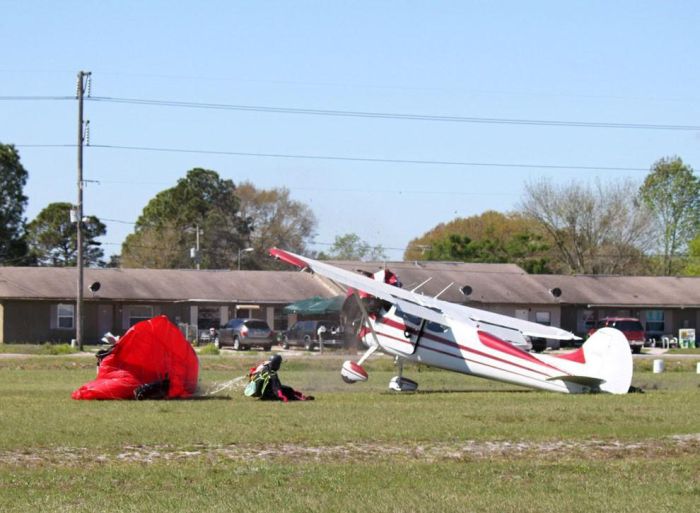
[270,248,633,394]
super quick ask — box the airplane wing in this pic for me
[269,248,580,341]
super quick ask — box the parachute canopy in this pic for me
[72,315,199,400]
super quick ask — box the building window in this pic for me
[197,306,220,329]
[235,305,260,319]
[57,303,74,329]
[645,310,665,335]
[127,305,153,327]
[273,307,288,332]
[535,311,551,326]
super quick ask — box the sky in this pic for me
[2,1,699,261]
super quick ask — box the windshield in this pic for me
[612,320,644,331]
[245,320,270,330]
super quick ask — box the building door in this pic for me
[98,304,113,337]
[515,309,529,321]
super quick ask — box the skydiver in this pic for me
[245,354,314,402]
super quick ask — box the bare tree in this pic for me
[520,178,655,274]
[235,182,317,269]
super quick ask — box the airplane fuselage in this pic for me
[363,306,594,393]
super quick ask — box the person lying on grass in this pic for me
[245,354,314,402]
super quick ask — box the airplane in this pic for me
[269,248,634,394]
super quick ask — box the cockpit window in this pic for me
[395,306,421,326]
[426,321,449,333]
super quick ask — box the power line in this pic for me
[81,143,648,172]
[87,95,700,131]
[3,93,697,130]
[0,95,74,101]
[101,218,136,225]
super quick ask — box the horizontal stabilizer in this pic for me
[547,374,605,388]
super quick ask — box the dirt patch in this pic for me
[2,434,699,467]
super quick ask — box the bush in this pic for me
[198,344,220,355]
[39,343,78,355]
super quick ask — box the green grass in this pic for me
[667,347,700,355]
[197,343,220,355]
[1,354,699,512]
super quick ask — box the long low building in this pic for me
[0,267,339,344]
[0,262,699,344]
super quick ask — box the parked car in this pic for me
[588,317,645,353]
[197,327,218,346]
[282,320,343,351]
[215,318,274,351]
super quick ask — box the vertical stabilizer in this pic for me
[582,327,634,394]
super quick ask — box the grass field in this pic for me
[1,351,699,512]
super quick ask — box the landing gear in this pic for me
[388,357,418,392]
[389,376,419,392]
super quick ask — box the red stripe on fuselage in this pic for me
[377,316,570,377]
[477,330,544,365]
[553,346,586,364]
[370,324,565,386]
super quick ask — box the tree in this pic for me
[0,143,29,265]
[681,233,700,276]
[520,178,655,275]
[235,181,317,269]
[319,233,387,261]
[121,221,184,269]
[25,202,106,267]
[639,157,700,275]
[120,168,251,269]
[404,211,552,273]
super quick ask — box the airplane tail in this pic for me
[553,327,633,394]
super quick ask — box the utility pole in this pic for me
[238,247,254,271]
[76,70,91,351]
[190,224,202,269]
[195,224,201,270]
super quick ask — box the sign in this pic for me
[678,328,696,349]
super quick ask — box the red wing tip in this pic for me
[268,248,308,270]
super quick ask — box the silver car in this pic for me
[215,318,274,351]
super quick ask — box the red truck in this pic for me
[588,317,645,354]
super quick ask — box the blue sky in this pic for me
[2,1,699,260]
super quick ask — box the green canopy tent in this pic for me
[283,295,346,315]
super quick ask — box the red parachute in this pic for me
[72,315,199,400]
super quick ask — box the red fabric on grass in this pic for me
[72,316,199,400]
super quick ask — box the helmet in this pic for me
[269,354,283,371]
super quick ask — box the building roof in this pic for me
[330,260,557,305]
[0,267,337,304]
[328,260,700,308]
[2,262,700,309]
[531,274,700,308]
